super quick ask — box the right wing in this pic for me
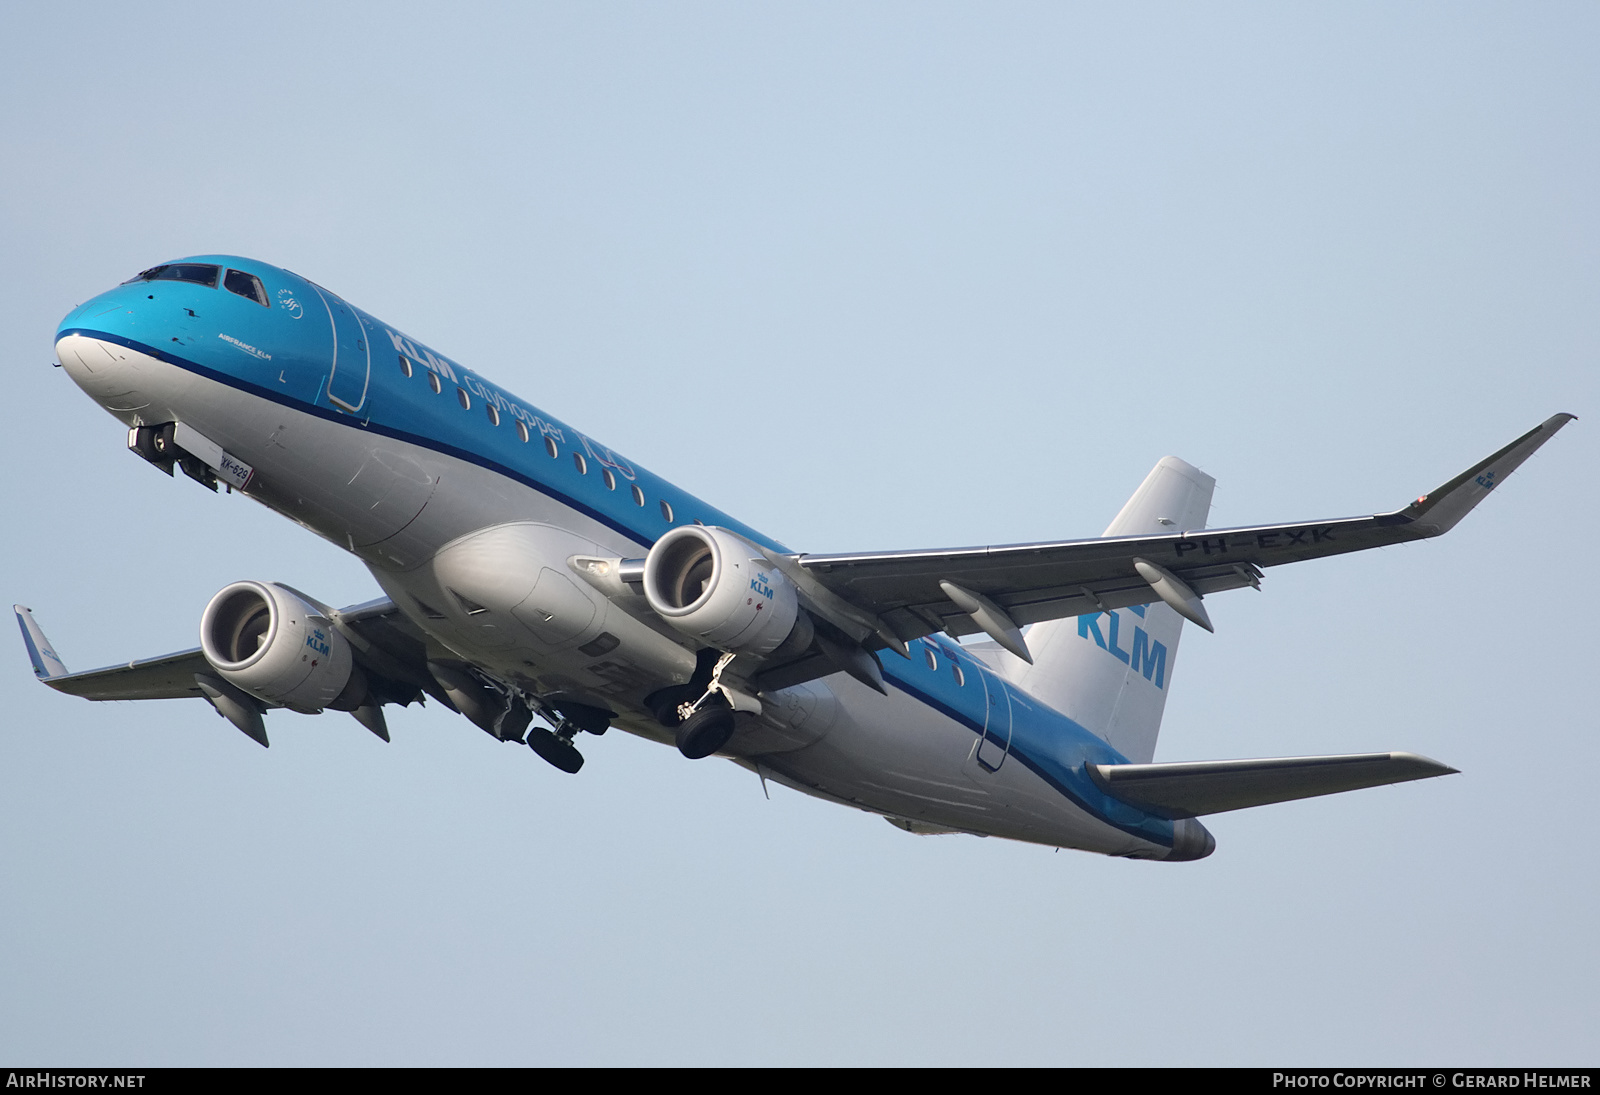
[778,413,1574,654]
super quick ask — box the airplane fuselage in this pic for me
[52,255,1213,859]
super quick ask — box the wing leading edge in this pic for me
[792,413,1575,649]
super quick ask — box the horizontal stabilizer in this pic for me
[1088,752,1457,818]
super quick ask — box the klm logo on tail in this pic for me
[1078,605,1167,688]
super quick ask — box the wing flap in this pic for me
[1088,752,1458,819]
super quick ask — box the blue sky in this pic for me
[1,3,1595,1064]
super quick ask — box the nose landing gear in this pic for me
[128,422,218,490]
[128,423,177,475]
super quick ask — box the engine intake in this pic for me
[642,527,807,657]
[200,581,356,712]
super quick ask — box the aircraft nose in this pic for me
[1166,816,1216,861]
[55,333,152,412]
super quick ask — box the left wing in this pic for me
[16,605,208,700]
[15,598,438,707]
[781,413,1573,653]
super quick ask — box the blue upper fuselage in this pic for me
[57,254,778,555]
[57,255,1173,849]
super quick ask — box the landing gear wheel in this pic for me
[675,705,736,760]
[527,727,584,773]
[130,423,177,475]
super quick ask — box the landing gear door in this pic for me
[315,286,371,414]
[973,667,1013,772]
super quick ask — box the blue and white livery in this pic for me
[16,255,1576,860]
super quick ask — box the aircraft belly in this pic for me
[725,678,841,755]
[752,676,1167,854]
[368,522,696,703]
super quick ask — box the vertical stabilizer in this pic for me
[1004,457,1215,764]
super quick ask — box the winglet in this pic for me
[1400,413,1576,535]
[14,605,70,680]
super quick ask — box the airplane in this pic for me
[16,255,1573,862]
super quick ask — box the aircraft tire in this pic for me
[527,728,584,774]
[675,706,736,760]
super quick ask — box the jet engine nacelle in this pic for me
[643,526,805,657]
[199,581,355,713]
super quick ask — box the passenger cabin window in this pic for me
[951,661,965,687]
[398,355,413,377]
[631,484,645,507]
[457,388,471,410]
[573,452,587,474]
[544,436,558,458]
[223,269,269,306]
[516,421,530,443]
[924,648,937,671]
[486,404,500,426]
[659,499,674,522]
[136,263,220,288]
[428,372,441,394]
[602,468,616,491]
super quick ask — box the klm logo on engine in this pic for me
[750,572,774,600]
[1078,605,1167,688]
[305,628,331,657]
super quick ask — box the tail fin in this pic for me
[1005,457,1215,764]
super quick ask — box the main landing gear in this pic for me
[646,651,750,761]
[514,696,612,775]
[674,702,736,760]
[427,661,611,775]
[526,722,585,774]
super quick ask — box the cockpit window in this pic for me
[131,263,221,288]
[223,269,269,306]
